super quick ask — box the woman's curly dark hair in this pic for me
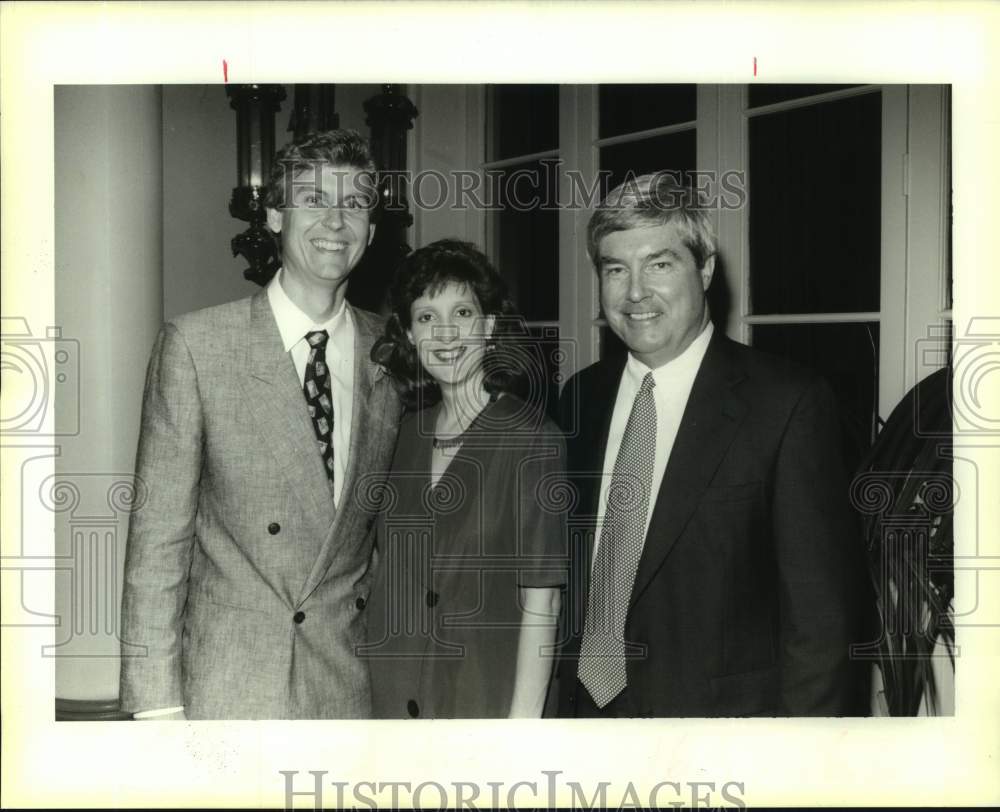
[372,239,529,409]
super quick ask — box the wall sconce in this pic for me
[226,84,286,286]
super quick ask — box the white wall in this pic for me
[161,85,257,320]
[410,84,485,248]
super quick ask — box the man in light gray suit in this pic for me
[119,130,403,720]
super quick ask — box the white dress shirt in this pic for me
[592,321,714,562]
[267,268,355,507]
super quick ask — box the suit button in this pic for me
[268,522,281,535]
[425,590,439,608]
[407,699,420,718]
[355,596,366,611]
[293,611,305,624]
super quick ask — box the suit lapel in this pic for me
[335,304,379,513]
[242,290,336,528]
[579,357,626,517]
[628,334,749,609]
[573,356,627,616]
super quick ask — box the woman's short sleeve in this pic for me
[514,423,570,588]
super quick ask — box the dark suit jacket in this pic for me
[556,332,871,717]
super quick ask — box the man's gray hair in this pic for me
[587,172,717,270]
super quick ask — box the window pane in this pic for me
[752,322,879,471]
[485,325,562,420]
[599,128,697,198]
[493,160,559,322]
[749,91,881,314]
[599,84,696,137]
[487,85,558,161]
[515,325,563,421]
[748,84,864,108]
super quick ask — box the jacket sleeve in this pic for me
[516,425,569,589]
[772,376,870,715]
[119,323,203,714]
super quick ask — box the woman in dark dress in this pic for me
[362,239,567,719]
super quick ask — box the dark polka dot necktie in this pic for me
[303,330,335,483]
[578,371,657,708]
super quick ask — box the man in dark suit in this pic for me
[119,130,402,719]
[557,173,870,717]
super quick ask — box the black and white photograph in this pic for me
[2,2,998,809]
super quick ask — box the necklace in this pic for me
[432,390,496,451]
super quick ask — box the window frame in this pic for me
[481,85,561,331]
[549,83,951,419]
[466,83,951,419]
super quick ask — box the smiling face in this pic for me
[266,163,375,296]
[407,282,496,391]
[598,222,714,369]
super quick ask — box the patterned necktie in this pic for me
[303,330,335,483]
[578,371,657,708]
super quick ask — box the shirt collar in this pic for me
[267,268,350,352]
[624,320,714,392]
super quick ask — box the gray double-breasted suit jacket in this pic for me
[119,289,402,719]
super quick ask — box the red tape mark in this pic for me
[223,59,229,83]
